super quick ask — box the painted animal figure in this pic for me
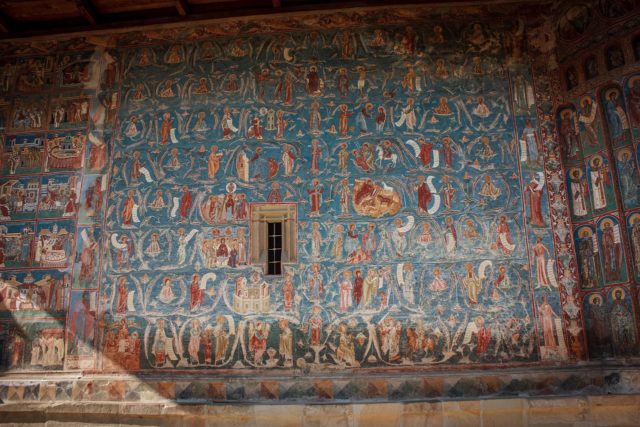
[375,145,398,168]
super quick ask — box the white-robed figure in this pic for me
[152,319,177,367]
[236,150,249,182]
[158,277,176,304]
[379,317,401,362]
[339,271,353,312]
[278,319,293,365]
[30,338,42,366]
[444,216,457,255]
[590,156,608,210]
[392,217,413,257]
[176,229,198,265]
[397,263,415,305]
[395,98,416,132]
[569,169,588,217]
[188,319,201,364]
[221,107,238,139]
[282,144,295,176]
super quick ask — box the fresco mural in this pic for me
[90,20,570,371]
[552,0,640,359]
[0,0,637,380]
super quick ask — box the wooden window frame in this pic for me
[249,203,297,276]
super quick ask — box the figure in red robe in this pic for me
[310,139,321,174]
[416,176,431,213]
[179,186,192,221]
[64,190,76,216]
[249,323,267,364]
[495,216,514,255]
[160,113,171,145]
[525,177,545,227]
[216,238,229,258]
[418,138,433,167]
[116,277,128,314]
[130,152,142,183]
[309,312,323,346]
[476,324,491,354]
[248,116,263,139]
[338,104,352,137]
[283,279,294,311]
[283,74,293,105]
[306,66,320,95]
[79,237,97,280]
[307,179,323,216]
[267,158,279,179]
[122,190,135,225]
[354,179,376,205]
[353,270,363,306]
[267,182,282,202]
[94,180,103,213]
[202,333,212,364]
[189,274,203,311]
[442,137,454,169]
[89,139,107,171]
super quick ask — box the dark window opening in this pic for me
[267,222,282,276]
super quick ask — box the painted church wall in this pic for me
[554,0,640,359]
[0,2,635,391]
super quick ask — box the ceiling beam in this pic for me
[176,0,190,16]
[0,9,10,34]
[0,0,550,40]
[74,0,99,25]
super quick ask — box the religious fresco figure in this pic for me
[599,219,624,283]
[538,295,559,351]
[627,77,640,128]
[12,16,627,377]
[558,109,581,159]
[576,228,601,289]
[608,289,637,356]
[629,215,640,278]
[586,294,610,357]
[589,156,611,212]
[616,149,639,207]
[568,168,589,218]
[603,88,630,145]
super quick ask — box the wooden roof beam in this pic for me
[0,10,10,34]
[176,0,190,16]
[74,0,99,25]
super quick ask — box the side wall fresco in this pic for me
[552,0,640,360]
[0,2,636,398]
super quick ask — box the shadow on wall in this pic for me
[0,44,117,378]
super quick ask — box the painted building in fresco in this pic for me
[0,0,638,389]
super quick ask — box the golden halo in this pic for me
[627,76,640,88]
[617,147,632,161]
[605,88,620,100]
[609,287,626,299]
[580,95,593,106]
[569,167,583,179]
[560,107,574,117]
[590,154,604,167]
[599,218,614,230]
[629,213,640,225]
[578,227,593,238]
[588,293,603,305]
